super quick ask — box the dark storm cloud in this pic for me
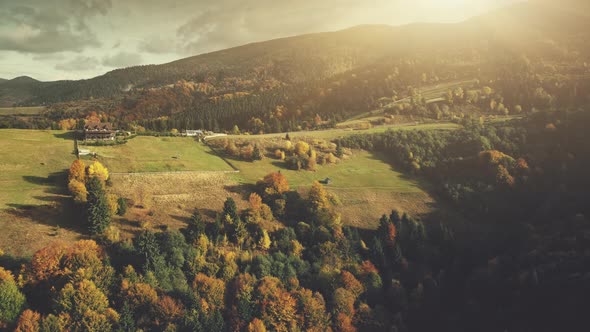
[55,56,100,71]
[0,0,112,53]
[102,52,143,68]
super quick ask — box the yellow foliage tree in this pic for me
[58,118,77,130]
[87,161,109,182]
[106,194,118,216]
[56,279,116,332]
[68,179,88,203]
[248,318,267,332]
[295,141,310,156]
[68,159,86,183]
[308,181,330,211]
[193,273,226,310]
[259,230,271,250]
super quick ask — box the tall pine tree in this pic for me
[85,176,111,234]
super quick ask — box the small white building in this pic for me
[183,130,203,137]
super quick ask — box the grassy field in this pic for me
[0,125,443,256]
[0,130,81,257]
[84,136,234,173]
[229,150,427,192]
[0,106,45,115]
[0,130,74,208]
[215,122,460,141]
[221,149,435,228]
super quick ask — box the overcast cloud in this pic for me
[0,0,517,81]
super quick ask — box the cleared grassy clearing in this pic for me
[0,129,80,257]
[214,122,460,141]
[229,150,427,192]
[0,130,73,208]
[343,79,478,122]
[84,136,233,173]
[0,106,46,115]
[228,150,436,229]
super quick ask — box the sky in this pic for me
[0,0,518,81]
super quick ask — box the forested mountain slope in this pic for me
[2,1,589,132]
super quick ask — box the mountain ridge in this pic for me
[1,0,588,108]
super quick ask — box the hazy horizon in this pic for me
[0,0,518,82]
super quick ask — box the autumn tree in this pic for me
[155,295,184,324]
[258,230,271,250]
[308,181,330,212]
[62,240,114,291]
[255,277,298,332]
[334,313,357,332]
[123,282,158,313]
[29,242,69,282]
[87,161,109,183]
[193,273,226,311]
[294,288,329,332]
[339,271,365,298]
[55,279,117,332]
[247,193,273,223]
[248,318,267,332]
[14,310,41,332]
[294,141,310,156]
[68,179,88,203]
[68,159,86,183]
[332,288,356,317]
[257,172,289,200]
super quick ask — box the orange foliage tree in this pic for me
[14,310,41,332]
[294,288,329,332]
[339,271,365,298]
[156,295,184,323]
[248,318,267,332]
[255,277,298,332]
[257,172,289,199]
[193,273,226,311]
[68,159,86,183]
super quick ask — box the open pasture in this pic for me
[84,136,234,173]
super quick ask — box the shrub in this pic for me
[117,197,127,216]
[0,267,26,327]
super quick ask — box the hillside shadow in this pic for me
[270,161,291,170]
[4,198,85,234]
[6,169,85,234]
[224,183,257,200]
[53,131,76,140]
[170,214,191,224]
[0,254,30,271]
[169,206,221,223]
[364,151,466,223]
[202,150,240,171]
[367,151,434,191]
